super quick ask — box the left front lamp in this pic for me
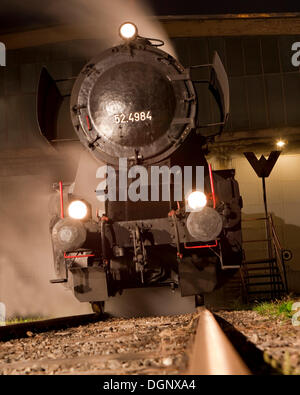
[68,200,88,220]
[186,191,207,211]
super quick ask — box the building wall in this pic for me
[173,35,300,133]
[0,39,106,149]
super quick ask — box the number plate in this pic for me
[114,111,152,124]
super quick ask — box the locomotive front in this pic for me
[45,23,243,312]
[70,22,196,165]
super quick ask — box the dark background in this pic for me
[0,0,300,34]
[151,1,300,15]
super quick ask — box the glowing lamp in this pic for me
[119,22,138,41]
[276,140,286,148]
[187,191,207,211]
[68,200,88,220]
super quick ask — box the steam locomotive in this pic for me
[38,23,243,313]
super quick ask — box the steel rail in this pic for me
[0,313,104,342]
[187,307,250,375]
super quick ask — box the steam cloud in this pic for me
[0,147,90,319]
[60,0,175,56]
[4,0,175,56]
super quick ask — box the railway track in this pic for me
[187,307,250,374]
[0,308,273,375]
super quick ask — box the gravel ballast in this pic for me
[0,313,198,375]
[216,310,300,374]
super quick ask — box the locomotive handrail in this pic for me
[190,63,212,68]
[242,216,267,221]
[196,121,227,128]
[137,36,164,47]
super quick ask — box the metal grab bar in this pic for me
[268,214,289,293]
[269,215,282,250]
[242,217,267,222]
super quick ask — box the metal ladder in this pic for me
[240,215,289,303]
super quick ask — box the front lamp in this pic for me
[68,200,88,220]
[186,191,207,211]
[119,22,138,41]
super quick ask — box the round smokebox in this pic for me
[186,207,223,242]
[52,218,87,251]
[70,43,196,165]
